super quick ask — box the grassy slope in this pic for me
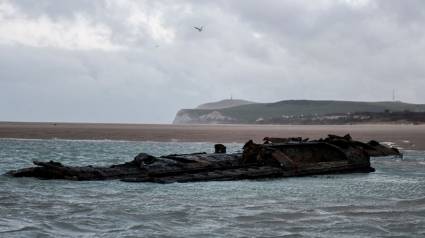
[196,99,256,109]
[178,100,425,123]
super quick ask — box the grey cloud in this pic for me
[12,0,102,19]
[1,0,424,123]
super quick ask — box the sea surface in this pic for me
[0,139,424,237]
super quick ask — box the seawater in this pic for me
[0,139,424,238]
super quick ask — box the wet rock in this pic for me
[214,144,226,154]
[132,153,156,167]
[263,137,305,144]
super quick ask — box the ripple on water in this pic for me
[0,139,425,237]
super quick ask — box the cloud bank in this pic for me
[1,0,424,123]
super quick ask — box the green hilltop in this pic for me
[173,100,425,124]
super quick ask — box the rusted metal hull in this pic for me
[5,135,399,183]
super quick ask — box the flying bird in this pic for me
[193,26,203,32]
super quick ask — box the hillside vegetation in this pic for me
[173,100,425,124]
[196,99,256,109]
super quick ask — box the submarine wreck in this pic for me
[6,134,401,183]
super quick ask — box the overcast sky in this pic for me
[1,0,424,123]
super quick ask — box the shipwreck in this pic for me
[6,134,401,183]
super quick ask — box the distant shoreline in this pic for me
[0,122,424,150]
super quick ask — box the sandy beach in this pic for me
[0,122,424,150]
